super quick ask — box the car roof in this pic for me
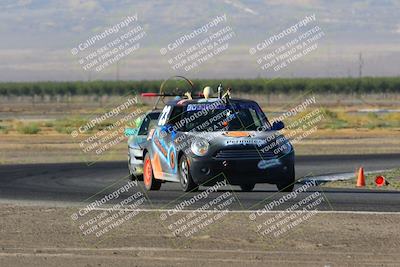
[165,97,258,106]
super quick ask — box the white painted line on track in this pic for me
[90,208,400,215]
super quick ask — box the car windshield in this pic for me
[170,102,269,132]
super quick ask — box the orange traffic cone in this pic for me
[356,167,366,187]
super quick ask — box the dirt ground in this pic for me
[0,204,399,266]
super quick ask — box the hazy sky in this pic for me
[0,0,399,81]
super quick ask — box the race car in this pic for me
[129,86,295,192]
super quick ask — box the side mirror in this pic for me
[124,128,138,136]
[271,121,284,131]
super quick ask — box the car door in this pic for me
[150,105,180,181]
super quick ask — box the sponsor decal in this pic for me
[225,138,267,146]
[222,131,251,137]
[186,102,224,111]
[257,159,280,169]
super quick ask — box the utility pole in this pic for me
[358,52,364,78]
[116,61,120,81]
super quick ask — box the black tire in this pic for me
[143,153,161,191]
[276,167,295,192]
[240,183,255,192]
[179,155,198,192]
[276,181,294,192]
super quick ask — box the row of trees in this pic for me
[0,77,399,96]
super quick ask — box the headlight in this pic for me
[191,139,210,156]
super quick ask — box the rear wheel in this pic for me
[240,183,255,192]
[143,154,161,191]
[179,155,198,192]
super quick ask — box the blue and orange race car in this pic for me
[126,86,295,192]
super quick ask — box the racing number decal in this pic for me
[159,105,172,126]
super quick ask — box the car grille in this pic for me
[213,149,277,160]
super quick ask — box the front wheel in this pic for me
[276,181,294,192]
[276,165,295,192]
[143,154,161,191]
[276,173,295,192]
[179,155,198,192]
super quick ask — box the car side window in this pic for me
[138,113,160,135]
[167,106,184,127]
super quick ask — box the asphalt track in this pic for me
[0,154,399,212]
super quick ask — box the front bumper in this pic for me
[188,150,295,185]
[128,146,144,175]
